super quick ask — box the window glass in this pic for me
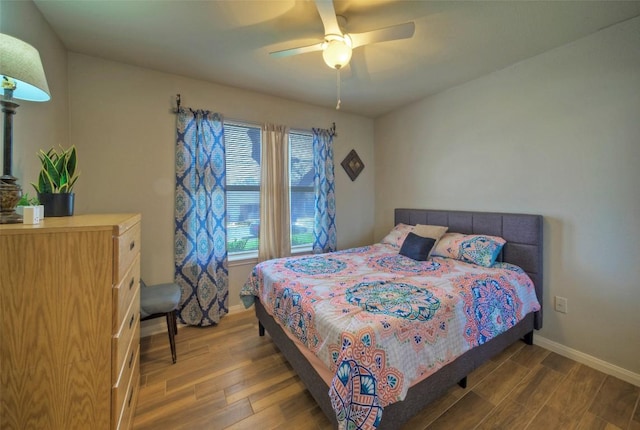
[290,131,314,249]
[226,122,261,254]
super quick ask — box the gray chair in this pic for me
[140,279,181,364]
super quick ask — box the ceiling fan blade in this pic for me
[270,42,324,58]
[315,0,342,36]
[349,21,415,49]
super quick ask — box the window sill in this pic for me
[228,245,312,266]
[228,251,258,266]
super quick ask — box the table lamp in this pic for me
[0,33,50,223]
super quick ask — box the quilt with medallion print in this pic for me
[240,243,540,430]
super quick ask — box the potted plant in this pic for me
[31,145,80,217]
[16,193,44,224]
[16,193,39,207]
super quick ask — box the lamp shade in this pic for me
[0,33,50,102]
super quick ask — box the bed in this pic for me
[241,209,543,429]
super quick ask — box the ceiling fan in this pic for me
[270,0,416,71]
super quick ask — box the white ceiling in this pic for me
[33,0,640,118]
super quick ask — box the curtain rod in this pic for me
[172,94,337,136]
[172,93,219,116]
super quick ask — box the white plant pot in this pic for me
[21,205,44,224]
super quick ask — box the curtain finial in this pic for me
[172,93,182,113]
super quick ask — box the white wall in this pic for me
[66,53,376,309]
[374,17,640,376]
[0,1,68,191]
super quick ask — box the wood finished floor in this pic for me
[133,310,640,430]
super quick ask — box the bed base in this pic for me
[256,300,534,430]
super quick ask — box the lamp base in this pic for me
[0,175,23,224]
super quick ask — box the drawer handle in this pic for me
[129,240,135,251]
[127,387,134,408]
[128,350,135,369]
[129,277,135,290]
[129,314,135,329]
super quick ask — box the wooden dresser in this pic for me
[0,214,142,429]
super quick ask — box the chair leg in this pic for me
[173,310,178,335]
[166,311,177,364]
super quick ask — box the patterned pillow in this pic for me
[380,223,414,248]
[431,233,506,267]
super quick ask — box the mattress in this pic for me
[241,243,540,429]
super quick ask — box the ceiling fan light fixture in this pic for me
[322,36,352,70]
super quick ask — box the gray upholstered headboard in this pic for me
[395,208,543,329]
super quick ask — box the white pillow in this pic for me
[413,224,448,257]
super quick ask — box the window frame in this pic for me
[225,122,315,261]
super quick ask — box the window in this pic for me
[225,123,315,257]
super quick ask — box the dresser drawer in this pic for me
[113,342,140,430]
[113,254,140,332]
[114,222,141,284]
[113,289,139,380]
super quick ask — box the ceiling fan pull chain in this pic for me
[336,69,341,110]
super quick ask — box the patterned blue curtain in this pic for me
[312,127,337,253]
[175,109,228,326]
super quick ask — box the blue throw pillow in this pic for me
[399,232,436,261]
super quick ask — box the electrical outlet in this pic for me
[555,296,568,313]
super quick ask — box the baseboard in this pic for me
[140,304,249,338]
[534,335,640,387]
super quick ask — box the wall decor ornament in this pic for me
[341,149,364,181]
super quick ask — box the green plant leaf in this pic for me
[17,195,30,206]
[59,165,69,190]
[35,169,53,193]
[42,169,56,193]
[54,155,66,179]
[66,146,77,179]
[18,193,40,206]
[68,176,79,191]
[42,152,61,189]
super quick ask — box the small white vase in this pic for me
[22,205,44,224]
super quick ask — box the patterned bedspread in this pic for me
[240,244,540,430]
